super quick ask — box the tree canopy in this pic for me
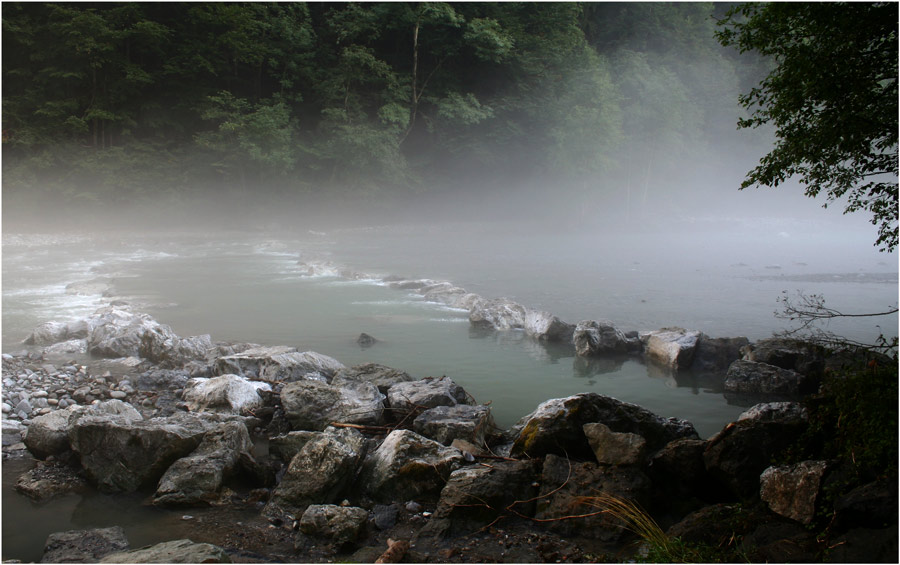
[716,2,899,252]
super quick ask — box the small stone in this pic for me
[406,501,423,513]
[32,390,49,399]
[109,391,127,400]
[1,403,11,414]
[48,399,59,406]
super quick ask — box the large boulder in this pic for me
[359,429,465,503]
[692,335,751,373]
[265,427,367,520]
[41,526,130,563]
[99,539,230,563]
[574,320,641,356]
[646,438,726,513]
[468,298,527,331]
[214,346,344,383]
[386,376,470,417]
[725,360,812,400]
[583,422,647,466]
[26,400,143,460]
[299,505,369,547]
[69,412,216,492]
[417,460,542,539]
[703,404,809,500]
[523,310,575,343]
[268,430,321,463]
[281,379,385,431]
[509,393,698,460]
[24,321,76,346]
[332,363,414,395]
[641,327,702,370]
[740,338,825,377]
[153,421,253,507]
[413,404,495,446]
[182,374,271,415]
[759,460,829,524]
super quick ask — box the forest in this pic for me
[2,2,775,223]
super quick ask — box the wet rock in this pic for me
[692,335,750,373]
[281,379,384,431]
[356,333,378,347]
[574,320,641,356]
[265,427,367,520]
[359,429,465,503]
[509,393,698,460]
[41,526,130,563]
[215,345,345,383]
[759,460,829,524]
[15,459,90,502]
[182,374,271,415]
[413,404,495,446]
[26,401,143,460]
[43,339,89,357]
[641,327,701,370]
[99,539,231,563]
[299,504,369,546]
[332,363,414,395]
[583,422,647,466]
[386,376,470,417]
[417,460,541,539]
[725,360,812,400]
[535,454,652,543]
[154,421,253,506]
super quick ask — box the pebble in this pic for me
[109,391,127,400]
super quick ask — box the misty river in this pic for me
[2,219,897,561]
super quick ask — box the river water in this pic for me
[2,219,896,561]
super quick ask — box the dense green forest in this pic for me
[2,2,772,222]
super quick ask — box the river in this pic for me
[2,219,896,561]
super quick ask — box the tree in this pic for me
[716,2,899,252]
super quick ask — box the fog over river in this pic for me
[3,215,896,438]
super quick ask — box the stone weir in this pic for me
[3,294,894,562]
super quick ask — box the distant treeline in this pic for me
[2,2,767,209]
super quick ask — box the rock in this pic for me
[509,393,698,460]
[417,460,541,539]
[281,379,385,431]
[24,321,71,346]
[647,438,726,513]
[332,363,415,395]
[641,327,701,370]
[833,479,898,530]
[299,504,369,546]
[15,460,90,502]
[413,404,495,446]
[666,502,773,547]
[373,504,400,530]
[824,526,899,563]
[268,430,321,463]
[386,376,470,417]
[534,454,652,543]
[154,421,253,506]
[2,419,26,447]
[40,526,130,563]
[759,460,829,524]
[740,520,819,563]
[737,401,808,423]
[215,346,344,383]
[99,539,231,563]
[357,333,378,347]
[725,359,813,401]
[691,335,750,373]
[182,374,271,415]
[136,369,191,391]
[69,412,214,492]
[468,298,527,331]
[703,413,808,500]
[43,339,89,357]
[523,310,575,342]
[583,422,647,466]
[140,331,213,368]
[359,429,465,503]
[574,320,641,356]
[265,427,367,520]
[65,278,113,296]
[741,337,825,377]
[26,401,143,460]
